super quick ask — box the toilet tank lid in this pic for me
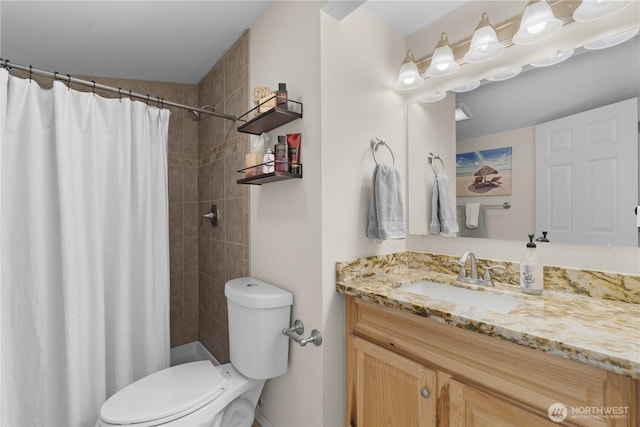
[225,277,293,309]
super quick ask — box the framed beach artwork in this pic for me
[456,147,512,197]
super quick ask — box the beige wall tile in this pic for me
[184,166,198,202]
[197,30,250,361]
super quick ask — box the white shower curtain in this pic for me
[0,68,171,426]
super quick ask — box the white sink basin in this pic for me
[400,281,522,314]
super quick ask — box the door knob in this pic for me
[420,387,430,398]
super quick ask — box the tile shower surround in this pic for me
[197,32,250,363]
[12,30,250,361]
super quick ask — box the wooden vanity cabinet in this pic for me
[345,296,637,427]
[350,335,437,426]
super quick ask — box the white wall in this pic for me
[249,2,323,425]
[250,2,408,425]
[320,6,407,427]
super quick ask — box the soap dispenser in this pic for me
[520,234,543,295]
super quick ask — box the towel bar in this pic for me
[456,202,511,209]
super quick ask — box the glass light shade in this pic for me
[426,33,459,77]
[573,0,633,22]
[420,92,447,103]
[452,80,481,93]
[394,50,424,90]
[487,66,523,81]
[530,49,574,67]
[584,27,639,50]
[464,13,505,63]
[512,0,563,45]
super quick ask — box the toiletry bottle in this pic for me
[274,135,289,172]
[262,148,274,174]
[276,83,287,109]
[520,234,543,295]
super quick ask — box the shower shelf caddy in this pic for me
[236,161,303,185]
[236,97,303,185]
[236,98,303,135]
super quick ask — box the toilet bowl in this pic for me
[97,362,262,427]
[96,278,292,427]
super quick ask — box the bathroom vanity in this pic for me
[337,252,639,427]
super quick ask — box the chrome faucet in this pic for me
[458,251,479,279]
[454,251,505,287]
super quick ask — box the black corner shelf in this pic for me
[237,98,303,135]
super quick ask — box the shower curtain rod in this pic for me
[0,59,237,122]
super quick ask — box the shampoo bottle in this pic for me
[274,135,289,172]
[520,234,543,295]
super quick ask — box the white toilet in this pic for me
[96,277,293,427]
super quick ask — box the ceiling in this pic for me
[0,1,467,84]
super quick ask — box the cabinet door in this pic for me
[353,336,437,427]
[446,376,559,427]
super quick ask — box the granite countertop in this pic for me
[336,253,640,379]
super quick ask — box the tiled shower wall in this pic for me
[197,32,250,363]
[17,71,199,347]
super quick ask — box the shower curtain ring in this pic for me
[28,65,32,81]
[91,80,96,95]
[129,89,132,100]
[118,88,122,101]
[66,74,71,90]
[156,96,161,108]
[53,71,59,81]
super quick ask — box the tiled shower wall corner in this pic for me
[15,71,200,347]
[197,31,250,362]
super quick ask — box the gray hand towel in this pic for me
[429,174,459,235]
[367,164,406,241]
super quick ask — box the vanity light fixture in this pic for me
[394,50,424,90]
[512,0,563,45]
[584,27,639,50]
[487,66,523,82]
[464,13,505,63]
[420,92,447,103]
[455,103,473,121]
[573,0,634,22]
[452,80,481,93]
[530,49,575,67]
[425,33,459,77]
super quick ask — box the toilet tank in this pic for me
[225,277,293,380]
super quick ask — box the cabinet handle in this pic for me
[420,387,430,398]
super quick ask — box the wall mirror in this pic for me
[407,31,639,247]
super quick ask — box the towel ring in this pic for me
[428,152,446,176]
[371,137,395,166]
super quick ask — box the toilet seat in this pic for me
[100,361,225,426]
